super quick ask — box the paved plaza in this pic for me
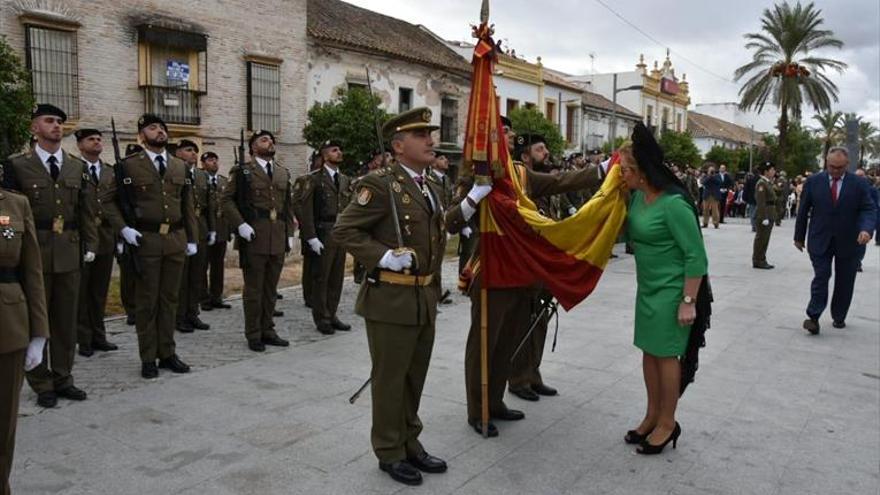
[12,218,880,495]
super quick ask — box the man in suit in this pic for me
[201,152,232,311]
[74,129,120,357]
[795,147,876,335]
[717,164,734,223]
[3,104,98,407]
[116,114,199,378]
[298,140,352,335]
[700,165,723,228]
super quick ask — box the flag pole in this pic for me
[478,0,491,441]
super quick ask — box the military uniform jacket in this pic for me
[755,176,778,224]
[81,159,124,256]
[221,160,294,256]
[298,167,352,242]
[0,189,50,354]
[333,163,447,327]
[3,150,98,273]
[118,152,198,257]
[208,174,231,241]
[427,170,454,209]
[188,167,215,243]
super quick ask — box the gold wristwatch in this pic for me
[681,295,695,305]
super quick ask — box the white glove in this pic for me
[186,243,197,256]
[378,249,413,272]
[307,238,324,255]
[762,219,770,226]
[287,237,295,251]
[25,337,46,371]
[568,207,577,216]
[207,231,217,246]
[121,226,142,246]
[238,223,255,241]
[83,251,96,263]
[461,226,474,239]
[467,184,493,204]
[116,242,124,255]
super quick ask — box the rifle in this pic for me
[234,129,255,268]
[111,118,142,277]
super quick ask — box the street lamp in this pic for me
[610,73,643,145]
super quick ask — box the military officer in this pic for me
[753,161,778,269]
[0,178,50,494]
[428,150,455,304]
[293,152,324,309]
[221,130,293,352]
[333,108,453,486]
[2,104,98,408]
[74,128,121,357]
[175,139,214,332]
[299,139,352,334]
[200,151,232,311]
[116,114,198,378]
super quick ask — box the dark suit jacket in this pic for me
[701,174,723,202]
[794,171,877,257]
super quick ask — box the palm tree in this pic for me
[734,1,847,170]
[857,120,878,166]
[811,110,842,164]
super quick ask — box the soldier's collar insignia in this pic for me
[391,181,402,193]
[401,193,411,204]
[357,187,372,206]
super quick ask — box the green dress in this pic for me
[628,191,708,357]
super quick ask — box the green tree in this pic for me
[302,88,390,175]
[760,121,822,175]
[508,107,565,157]
[734,1,846,171]
[0,36,34,159]
[858,120,878,167]
[811,109,842,164]
[658,131,701,168]
[704,145,736,168]
[601,136,626,155]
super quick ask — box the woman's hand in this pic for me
[678,302,696,327]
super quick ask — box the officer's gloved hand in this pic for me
[238,223,255,241]
[121,226,142,246]
[762,219,770,226]
[461,226,474,239]
[116,242,124,255]
[307,238,324,255]
[378,249,413,272]
[467,184,493,204]
[24,336,46,371]
[83,251,96,263]
[568,207,578,216]
[287,237,295,251]
[186,243,197,256]
[207,231,217,246]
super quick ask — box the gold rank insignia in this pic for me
[391,181,402,193]
[357,187,372,206]
[401,193,412,205]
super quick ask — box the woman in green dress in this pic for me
[619,124,709,455]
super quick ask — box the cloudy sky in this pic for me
[346,0,879,130]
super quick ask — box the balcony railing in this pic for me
[142,85,201,126]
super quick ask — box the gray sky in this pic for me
[346,0,880,129]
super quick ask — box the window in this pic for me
[645,105,654,133]
[661,108,670,133]
[347,82,367,93]
[399,87,413,113]
[676,113,683,132]
[440,97,459,144]
[25,25,79,120]
[506,98,519,115]
[565,106,577,144]
[524,102,536,110]
[247,62,281,133]
[545,100,556,123]
[138,25,207,125]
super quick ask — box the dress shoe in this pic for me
[78,344,94,357]
[56,385,87,401]
[317,321,335,335]
[491,407,525,421]
[176,321,194,333]
[158,355,191,373]
[468,418,498,437]
[93,341,118,352]
[803,318,820,335]
[752,262,775,269]
[832,320,846,329]
[273,310,284,317]
[212,301,232,309]
[188,317,210,330]
[625,429,651,445]
[126,314,136,326]
[276,293,283,300]
[200,303,214,312]
[248,340,266,352]
[532,383,558,396]
[262,335,289,347]
[407,451,447,473]
[330,318,351,331]
[509,385,539,401]
[379,460,422,486]
[37,391,58,408]
[141,362,159,379]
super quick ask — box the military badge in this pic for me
[357,187,372,206]
[401,193,412,205]
[422,109,432,122]
[392,181,402,193]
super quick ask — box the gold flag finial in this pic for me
[480,0,489,24]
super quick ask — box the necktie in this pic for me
[211,176,217,191]
[333,172,339,191]
[414,175,434,213]
[48,155,59,181]
[266,161,273,179]
[156,155,166,177]
[831,177,840,205]
[90,165,99,184]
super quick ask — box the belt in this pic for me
[378,271,434,287]
[35,219,78,231]
[254,208,282,221]
[0,268,20,283]
[136,220,183,233]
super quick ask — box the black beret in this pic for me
[177,139,199,153]
[200,151,218,162]
[249,129,275,148]
[74,128,101,141]
[433,149,447,159]
[125,144,144,156]
[500,116,513,128]
[514,133,546,156]
[757,161,776,173]
[137,114,167,132]
[320,139,343,151]
[32,103,67,122]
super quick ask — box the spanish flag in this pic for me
[462,20,627,312]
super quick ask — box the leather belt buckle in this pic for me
[52,216,65,234]
[269,209,278,222]
[159,223,170,235]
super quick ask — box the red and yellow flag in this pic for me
[463,21,627,311]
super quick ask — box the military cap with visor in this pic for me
[382,107,439,141]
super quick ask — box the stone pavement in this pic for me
[12,218,880,495]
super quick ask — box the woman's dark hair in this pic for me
[630,122,698,215]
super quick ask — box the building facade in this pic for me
[688,111,761,156]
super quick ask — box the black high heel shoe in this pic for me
[624,429,651,445]
[636,422,680,455]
